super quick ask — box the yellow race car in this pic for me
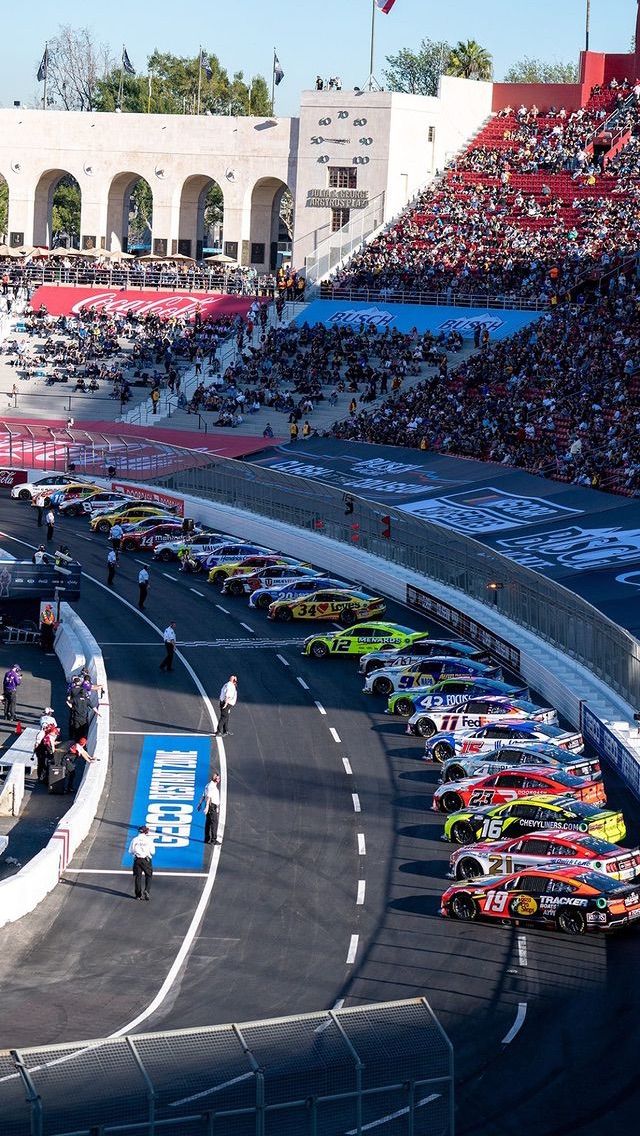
[90,504,174,533]
[268,588,386,625]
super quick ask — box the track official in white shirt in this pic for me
[197,771,221,843]
[215,675,238,736]
[128,825,155,901]
[160,621,177,672]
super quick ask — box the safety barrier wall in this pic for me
[0,762,25,817]
[0,604,110,927]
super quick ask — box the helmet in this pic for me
[138,825,149,834]
[44,707,54,715]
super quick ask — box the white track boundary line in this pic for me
[502,1002,528,1045]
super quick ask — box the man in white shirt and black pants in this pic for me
[128,825,155,900]
[215,675,237,736]
[160,621,177,672]
[138,566,149,610]
[198,771,221,844]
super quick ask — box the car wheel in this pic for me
[394,697,414,718]
[71,505,83,517]
[18,488,31,501]
[455,857,483,881]
[339,607,357,627]
[444,763,466,783]
[451,821,475,845]
[228,579,244,596]
[278,607,293,622]
[97,520,111,534]
[256,593,272,610]
[310,641,329,659]
[363,659,382,675]
[416,716,437,738]
[557,908,587,936]
[433,741,454,762]
[211,569,227,585]
[122,539,136,551]
[159,549,173,562]
[372,675,393,697]
[440,791,463,814]
[450,893,477,921]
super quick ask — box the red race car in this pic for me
[441,865,640,934]
[432,765,605,813]
[448,828,640,882]
[122,522,184,551]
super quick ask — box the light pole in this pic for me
[585,0,591,51]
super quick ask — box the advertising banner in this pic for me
[581,705,640,801]
[293,300,539,340]
[0,561,81,602]
[111,482,185,517]
[406,584,521,671]
[0,469,27,490]
[30,286,257,322]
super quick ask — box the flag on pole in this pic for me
[376,0,397,11]
[200,49,213,80]
[37,45,49,82]
[122,46,136,76]
[273,53,285,86]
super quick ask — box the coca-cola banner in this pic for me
[111,482,185,517]
[0,469,27,490]
[30,287,258,321]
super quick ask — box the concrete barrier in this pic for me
[0,762,25,817]
[0,604,110,927]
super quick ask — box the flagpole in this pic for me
[196,46,203,115]
[368,0,376,90]
[117,44,125,110]
[147,73,152,113]
[271,48,276,115]
[43,43,48,111]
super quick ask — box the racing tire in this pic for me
[227,579,245,596]
[416,716,437,738]
[433,741,454,763]
[455,857,483,881]
[310,641,329,659]
[372,676,393,697]
[443,763,466,783]
[363,659,383,676]
[67,504,84,517]
[158,549,173,562]
[122,538,137,552]
[440,791,463,814]
[394,697,415,718]
[557,908,587,936]
[450,893,477,921]
[96,520,111,534]
[277,607,293,622]
[210,569,227,586]
[256,593,272,610]
[17,489,31,501]
[450,821,475,846]
[339,607,357,627]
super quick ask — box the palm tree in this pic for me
[446,39,493,81]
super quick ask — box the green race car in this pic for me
[302,622,423,660]
[442,794,626,847]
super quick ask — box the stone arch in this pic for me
[33,169,81,248]
[177,174,224,260]
[106,172,153,253]
[247,176,292,271]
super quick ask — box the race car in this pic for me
[387,677,531,719]
[249,575,348,610]
[358,638,487,677]
[442,794,626,846]
[11,474,87,502]
[440,742,601,784]
[425,719,584,763]
[441,865,640,934]
[49,482,102,507]
[222,563,320,597]
[59,490,132,518]
[181,543,272,574]
[432,766,605,813]
[152,531,232,562]
[121,522,185,551]
[269,589,386,624]
[302,622,423,659]
[448,829,640,882]
[362,657,502,697]
[90,504,174,533]
[210,555,308,588]
[405,696,557,738]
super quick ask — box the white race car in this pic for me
[405,696,557,738]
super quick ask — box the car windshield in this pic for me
[579,835,617,854]
[577,871,629,893]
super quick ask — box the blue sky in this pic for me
[8,0,638,116]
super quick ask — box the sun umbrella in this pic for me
[205,253,236,264]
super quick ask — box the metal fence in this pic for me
[303,193,386,284]
[152,454,640,708]
[317,285,550,312]
[1,999,453,1136]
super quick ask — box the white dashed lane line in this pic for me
[352,793,361,813]
[342,757,353,775]
[189,588,205,597]
[358,833,366,855]
[162,572,178,581]
[502,1003,528,1045]
[356,880,366,905]
[517,934,528,967]
[276,653,290,666]
[329,727,341,743]
[296,676,310,690]
[314,700,326,714]
[216,604,230,614]
[134,558,147,566]
[240,622,255,634]
[346,934,359,965]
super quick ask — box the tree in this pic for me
[384,39,451,97]
[46,25,113,111]
[51,176,81,245]
[0,179,7,242]
[504,57,579,83]
[446,39,493,82]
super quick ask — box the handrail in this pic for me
[318,284,551,312]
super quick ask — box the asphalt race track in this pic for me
[0,494,640,1135]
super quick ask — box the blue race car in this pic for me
[386,677,530,717]
[249,576,350,610]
